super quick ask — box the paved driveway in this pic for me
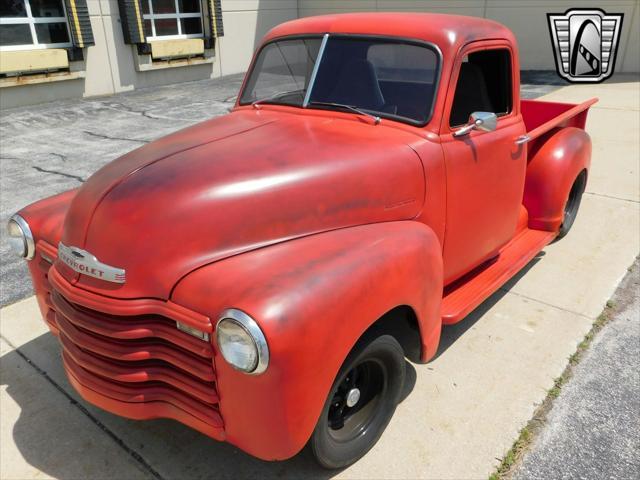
[0,74,638,479]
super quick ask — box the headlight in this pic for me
[7,214,35,260]
[216,309,269,374]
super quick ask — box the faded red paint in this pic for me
[15,13,595,461]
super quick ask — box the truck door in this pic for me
[440,42,527,284]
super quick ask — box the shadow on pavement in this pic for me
[434,252,545,360]
[2,332,416,480]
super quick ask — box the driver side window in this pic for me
[450,49,512,127]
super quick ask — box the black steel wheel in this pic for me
[558,171,587,239]
[309,335,405,469]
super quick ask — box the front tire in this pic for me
[309,335,405,469]
[558,171,587,239]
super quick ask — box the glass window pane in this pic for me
[35,22,69,43]
[367,43,437,82]
[154,18,178,36]
[144,19,152,36]
[178,0,200,13]
[310,38,439,123]
[0,0,27,17]
[151,0,176,14]
[240,38,322,106]
[0,24,32,46]
[180,17,201,35]
[142,0,150,15]
[29,0,65,18]
[449,49,511,127]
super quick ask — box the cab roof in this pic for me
[263,12,516,53]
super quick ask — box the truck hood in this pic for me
[58,109,425,299]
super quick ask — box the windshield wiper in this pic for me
[252,90,304,107]
[308,101,381,125]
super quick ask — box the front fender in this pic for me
[171,221,443,460]
[18,189,77,247]
[17,189,77,325]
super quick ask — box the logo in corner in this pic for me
[58,243,126,284]
[547,8,623,83]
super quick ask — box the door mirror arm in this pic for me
[453,111,498,137]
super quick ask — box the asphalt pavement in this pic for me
[0,74,244,306]
[514,261,640,480]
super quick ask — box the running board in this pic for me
[441,228,556,324]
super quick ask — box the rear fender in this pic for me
[524,127,591,231]
[172,221,443,460]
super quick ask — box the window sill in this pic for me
[0,69,85,88]
[134,39,214,72]
[137,55,214,72]
[149,39,205,59]
[0,48,69,75]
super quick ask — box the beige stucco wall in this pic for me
[298,0,639,72]
[219,1,298,74]
[1,0,638,109]
[1,0,298,108]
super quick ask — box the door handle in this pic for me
[515,134,531,145]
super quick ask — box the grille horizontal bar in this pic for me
[52,291,215,381]
[53,293,222,425]
[51,290,212,358]
[33,245,223,433]
[63,353,223,428]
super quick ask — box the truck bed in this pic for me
[521,98,598,157]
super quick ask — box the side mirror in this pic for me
[453,111,497,137]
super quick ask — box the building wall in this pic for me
[219,1,298,75]
[1,0,638,109]
[1,0,298,108]
[298,0,639,72]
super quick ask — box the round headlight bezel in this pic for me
[216,309,269,375]
[7,214,35,260]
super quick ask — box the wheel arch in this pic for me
[358,305,423,364]
[574,167,589,192]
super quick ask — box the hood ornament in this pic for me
[58,243,126,284]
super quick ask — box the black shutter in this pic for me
[206,0,224,39]
[64,0,95,47]
[118,0,146,44]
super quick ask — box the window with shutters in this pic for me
[0,0,73,51]
[142,0,204,41]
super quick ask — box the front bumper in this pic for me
[30,241,225,441]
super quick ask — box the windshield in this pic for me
[239,35,440,125]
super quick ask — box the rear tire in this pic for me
[557,171,587,239]
[309,335,405,469]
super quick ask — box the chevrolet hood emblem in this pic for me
[58,243,126,284]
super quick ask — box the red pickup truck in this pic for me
[8,13,595,468]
